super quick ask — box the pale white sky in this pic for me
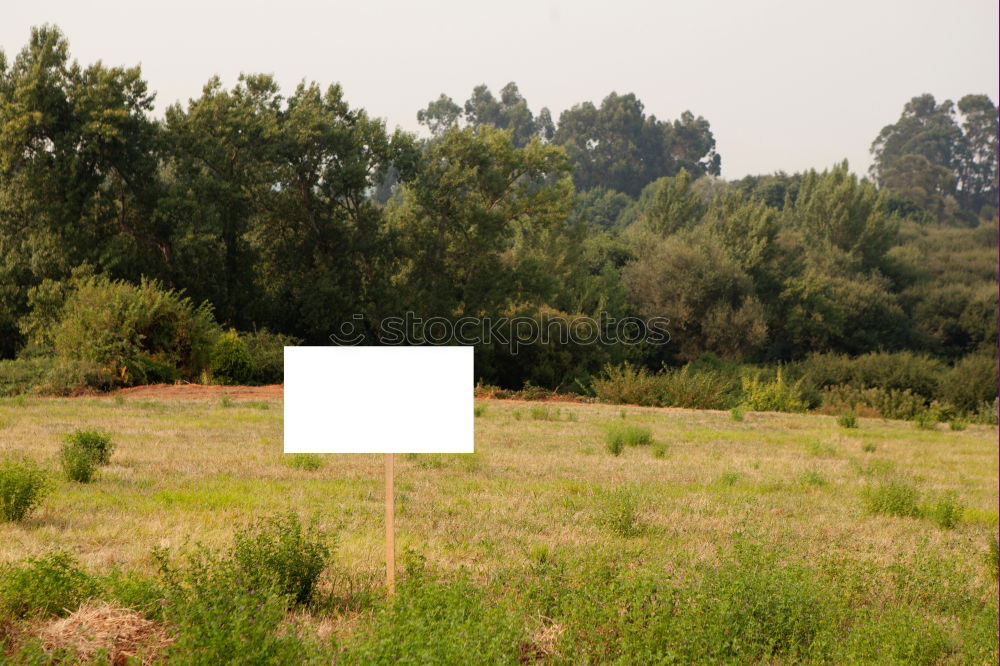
[3,0,998,179]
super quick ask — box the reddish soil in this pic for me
[110,383,283,400]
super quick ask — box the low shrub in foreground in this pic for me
[925,491,964,529]
[741,367,807,413]
[231,513,333,605]
[596,487,642,537]
[0,457,48,521]
[64,429,114,465]
[210,330,256,385]
[0,551,98,619]
[284,453,323,471]
[155,546,321,665]
[837,412,857,428]
[341,573,523,665]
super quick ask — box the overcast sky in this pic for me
[3,0,998,179]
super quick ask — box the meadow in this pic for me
[0,393,996,663]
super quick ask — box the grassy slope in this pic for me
[0,395,997,659]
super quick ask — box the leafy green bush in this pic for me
[0,457,48,522]
[474,403,486,417]
[652,441,668,458]
[730,406,744,422]
[864,479,922,518]
[231,513,333,605]
[914,409,939,429]
[741,367,807,412]
[241,329,300,384]
[948,417,968,431]
[59,441,99,483]
[284,454,323,471]
[925,491,964,529]
[837,412,857,428]
[341,574,522,665]
[604,422,652,450]
[26,274,218,387]
[606,436,623,456]
[210,330,256,385]
[938,353,998,413]
[796,351,945,401]
[820,384,927,420]
[64,429,114,465]
[592,362,737,409]
[155,546,320,664]
[0,551,98,618]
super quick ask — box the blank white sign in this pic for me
[283,346,474,453]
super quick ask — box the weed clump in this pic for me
[597,487,642,537]
[730,406,744,422]
[861,441,876,453]
[948,418,967,431]
[284,453,323,471]
[837,412,857,428]
[0,551,98,618]
[925,491,964,529]
[0,457,48,522]
[864,479,922,518]
[474,403,486,417]
[59,442,99,483]
[913,409,938,429]
[604,422,652,450]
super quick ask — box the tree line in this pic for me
[0,26,996,391]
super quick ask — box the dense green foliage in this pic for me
[0,26,996,412]
[0,456,48,521]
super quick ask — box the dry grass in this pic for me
[0,395,996,596]
[33,602,172,664]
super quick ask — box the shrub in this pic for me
[592,362,737,409]
[0,551,98,618]
[530,406,555,420]
[231,513,333,605]
[652,441,668,458]
[796,351,945,401]
[913,409,938,429]
[837,412,857,428]
[948,418,968,431]
[597,487,641,537]
[64,429,114,465]
[59,442,99,483]
[473,403,486,417]
[864,479,922,518]
[0,458,48,522]
[821,384,927,420]
[342,574,522,665]
[861,441,876,453]
[938,353,998,413]
[155,546,320,664]
[925,491,964,529]
[210,330,256,385]
[741,367,807,412]
[241,329,301,384]
[606,436,624,457]
[27,274,218,387]
[604,422,653,451]
[730,406,744,422]
[284,454,323,471]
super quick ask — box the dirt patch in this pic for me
[112,383,283,401]
[33,602,173,664]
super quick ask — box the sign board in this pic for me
[283,346,474,454]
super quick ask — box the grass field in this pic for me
[0,394,997,663]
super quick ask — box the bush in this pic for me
[837,412,857,428]
[604,422,653,450]
[925,491,964,529]
[652,441,668,458]
[730,406,744,422]
[914,409,938,429]
[591,362,737,409]
[155,546,320,664]
[474,403,486,417]
[741,367,807,412]
[796,351,945,401]
[0,457,48,521]
[342,574,522,665]
[60,441,99,483]
[606,436,624,457]
[64,429,114,465]
[241,329,301,384]
[861,441,876,453]
[25,274,218,387]
[864,479,922,518]
[0,551,98,618]
[948,418,968,431]
[231,513,333,605]
[210,330,256,386]
[821,384,927,420]
[939,353,998,413]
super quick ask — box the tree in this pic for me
[955,94,998,216]
[0,25,162,355]
[554,92,719,197]
[417,82,554,147]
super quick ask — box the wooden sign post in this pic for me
[283,346,473,599]
[385,453,395,595]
